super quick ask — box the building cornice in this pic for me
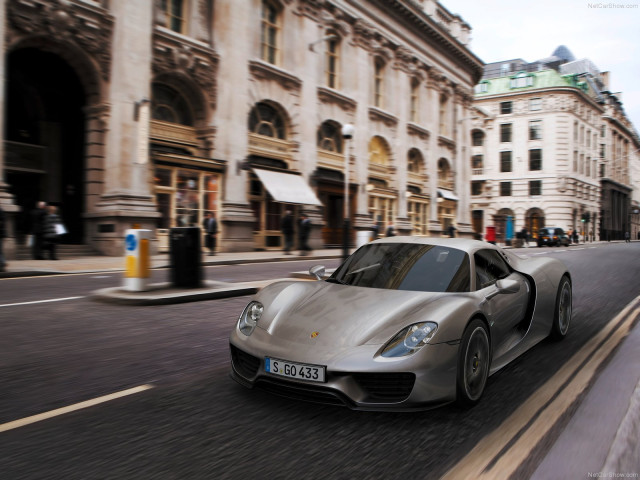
[362,0,484,84]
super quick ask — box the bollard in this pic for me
[124,229,152,291]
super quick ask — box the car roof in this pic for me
[370,236,494,254]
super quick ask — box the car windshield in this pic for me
[328,243,470,292]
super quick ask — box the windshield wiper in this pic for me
[344,263,381,276]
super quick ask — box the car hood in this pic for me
[255,280,454,347]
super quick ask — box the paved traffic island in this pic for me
[91,280,259,306]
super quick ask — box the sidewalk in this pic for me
[0,248,344,278]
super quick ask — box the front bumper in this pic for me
[229,327,459,411]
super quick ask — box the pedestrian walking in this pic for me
[625,231,630,243]
[0,205,7,272]
[386,224,396,237]
[298,213,311,255]
[520,227,529,248]
[202,212,218,255]
[448,224,457,238]
[281,210,294,254]
[43,205,63,260]
[31,201,47,260]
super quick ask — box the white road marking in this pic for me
[0,384,154,433]
[443,295,640,479]
[0,296,84,308]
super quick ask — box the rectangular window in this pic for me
[500,151,512,172]
[601,125,606,137]
[600,144,605,159]
[573,151,578,172]
[374,58,385,108]
[530,98,542,111]
[500,101,512,114]
[261,1,280,65]
[529,149,542,171]
[471,181,484,196]
[529,180,542,196]
[472,155,483,174]
[529,120,542,140]
[410,79,419,123]
[500,123,512,142]
[500,182,512,196]
[162,0,186,34]
[325,37,339,89]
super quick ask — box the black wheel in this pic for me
[551,276,572,340]
[456,319,490,407]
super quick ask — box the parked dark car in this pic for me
[537,227,570,247]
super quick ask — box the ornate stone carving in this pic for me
[369,107,398,128]
[248,60,303,94]
[153,31,219,109]
[407,123,430,140]
[7,0,114,82]
[317,87,357,113]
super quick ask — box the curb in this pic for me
[91,280,260,306]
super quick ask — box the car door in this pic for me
[474,249,530,353]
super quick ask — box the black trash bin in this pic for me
[169,227,202,288]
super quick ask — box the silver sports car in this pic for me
[229,237,572,410]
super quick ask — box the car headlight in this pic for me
[381,322,438,358]
[238,301,264,336]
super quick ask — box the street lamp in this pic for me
[341,124,354,262]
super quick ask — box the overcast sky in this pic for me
[441,0,640,133]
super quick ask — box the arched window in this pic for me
[369,136,390,166]
[408,148,423,174]
[261,0,281,65]
[472,130,485,146]
[325,34,340,89]
[374,57,385,108]
[438,158,452,189]
[152,83,194,126]
[317,121,342,153]
[248,102,286,139]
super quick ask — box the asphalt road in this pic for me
[1,244,638,479]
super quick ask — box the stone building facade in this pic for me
[471,48,639,244]
[0,0,482,257]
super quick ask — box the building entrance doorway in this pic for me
[5,48,87,244]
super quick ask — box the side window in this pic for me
[474,249,511,290]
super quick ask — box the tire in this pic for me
[456,319,490,407]
[550,276,572,340]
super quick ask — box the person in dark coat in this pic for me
[281,210,294,254]
[0,205,7,272]
[31,201,47,260]
[202,212,218,255]
[298,213,312,256]
[43,205,62,260]
[448,224,457,238]
[386,224,396,237]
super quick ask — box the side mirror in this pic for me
[309,265,326,280]
[485,278,520,300]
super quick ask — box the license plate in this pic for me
[265,357,326,383]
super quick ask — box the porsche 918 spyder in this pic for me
[229,237,572,410]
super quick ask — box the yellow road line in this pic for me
[442,295,640,480]
[0,384,153,433]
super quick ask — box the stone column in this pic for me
[213,0,255,251]
[427,70,442,235]
[454,88,473,237]
[87,0,159,255]
[0,0,19,260]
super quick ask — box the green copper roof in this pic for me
[475,69,589,96]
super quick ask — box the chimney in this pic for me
[601,71,610,90]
